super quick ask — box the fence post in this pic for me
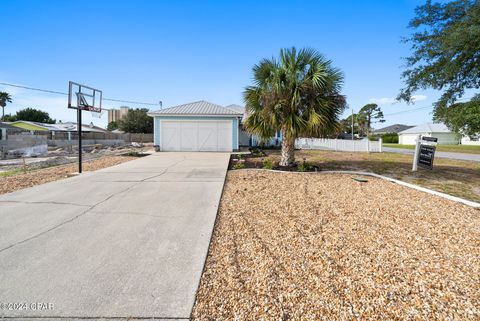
[412,135,421,172]
[379,138,383,153]
[366,139,370,152]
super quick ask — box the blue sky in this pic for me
[0,0,459,128]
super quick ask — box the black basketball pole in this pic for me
[77,107,82,173]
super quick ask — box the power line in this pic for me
[384,105,433,116]
[382,97,472,116]
[0,82,159,107]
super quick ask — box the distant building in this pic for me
[398,123,460,145]
[373,124,413,135]
[108,106,129,123]
[7,120,107,133]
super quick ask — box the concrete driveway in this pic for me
[0,152,230,320]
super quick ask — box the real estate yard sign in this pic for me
[412,136,437,171]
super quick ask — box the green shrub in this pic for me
[233,162,245,169]
[297,158,312,172]
[262,158,274,169]
[249,147,266,157]
[382,133,399,143]
[297,163,307,172]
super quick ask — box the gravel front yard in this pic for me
[0,155,136,195]
[192,170,480,320]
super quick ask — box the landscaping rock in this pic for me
[192,170,480,320]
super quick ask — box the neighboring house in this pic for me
[225,104,251,147]
[224,104,284,147]
[148,100,243,152]
[461,136,480,146]
[398,123,461,145]
[8,120,106,133]
[373,124,413,135]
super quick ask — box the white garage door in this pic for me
[161,120,232,151]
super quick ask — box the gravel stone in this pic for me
[192,170,480,320]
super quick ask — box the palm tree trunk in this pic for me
[279,136,295,167]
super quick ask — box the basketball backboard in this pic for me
[68,81,102,112]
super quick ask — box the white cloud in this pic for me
[411,94,427,102]
[368,94,428,105]
[368,97,398,105]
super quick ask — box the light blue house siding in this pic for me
[153,116,239,150]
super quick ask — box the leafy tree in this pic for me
[339,114,364,136]
[244,47,346,166]
[118,108,153,133]
[434,94,480,138]
[398,0,480,109]
[358,103,385,136]
[107,121,119,131]
[0,91,12,121]
[2,114,16,122]
[10,107,56,123]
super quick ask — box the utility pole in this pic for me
[351,108,354,141]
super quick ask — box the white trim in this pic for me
[236,169,480,208]
[148,113,242,117]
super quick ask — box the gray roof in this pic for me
[225,104,247,121]
[225,104,245,113]
[373,124,413,134]
[399,123,452,134]
[149,100,243,116]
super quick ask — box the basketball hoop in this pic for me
[68,81,103,173]
[90,108,106,119]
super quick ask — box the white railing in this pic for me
[295,138,383,153]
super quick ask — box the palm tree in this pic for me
[0,91,13,121]
[244,47,346,167]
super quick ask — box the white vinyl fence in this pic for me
[295,138,383,153]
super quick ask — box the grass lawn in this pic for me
[384,143,480,154]
[193,171,480,319]
[237,149,480,202]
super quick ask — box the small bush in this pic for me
[382,133,399,144]
[298,158,317,172]
[262,158,274,169]
[297,163,307,172]
[249,147,266,157]
[233,162,245,170]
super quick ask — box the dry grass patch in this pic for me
[192,170,480,320]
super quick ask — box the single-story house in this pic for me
[398,123,460,145]
[7,120,107,133]
[373,124,413,135]
[225,104,250,146]
[461,136,480,146]
[148,100,243,152]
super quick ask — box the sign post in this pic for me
[412,136,437,172]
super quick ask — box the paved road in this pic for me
[0,152,230,320]
[383,147,480,162]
